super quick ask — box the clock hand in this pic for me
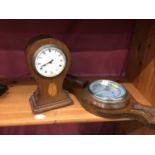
[48,59,54,64]
[40,59,54,69]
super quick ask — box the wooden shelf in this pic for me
[0,80,151,127]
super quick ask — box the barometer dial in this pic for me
[33,45,66,78]
[88,80,127,103]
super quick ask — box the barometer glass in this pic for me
[88,80,127,103]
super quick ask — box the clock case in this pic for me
[25,36,73,114]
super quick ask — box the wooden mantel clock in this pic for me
[25,36,73,114]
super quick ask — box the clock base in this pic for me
[29,91,73,114]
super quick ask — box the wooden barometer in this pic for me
[65,75,155,128]
[25,36,73,114]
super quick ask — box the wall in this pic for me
[0,19,134,79]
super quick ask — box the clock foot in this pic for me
[29,92,73,114]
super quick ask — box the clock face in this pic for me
[33,45,66,78]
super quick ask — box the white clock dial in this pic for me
[33,45,66,77]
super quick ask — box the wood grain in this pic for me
[0,80,151,127]
[127,20,155,104]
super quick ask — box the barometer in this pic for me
[65,75,155,128]
[25,36,73,114]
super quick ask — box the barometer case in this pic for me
[65,75,155,128]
